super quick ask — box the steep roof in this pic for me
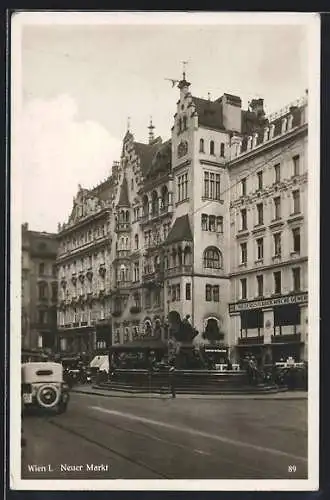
[26,231,58,257]
[117,176,130,207]
[192,97,225,131]
[134,139,162,177]
[145,139,172,180]
[165,215,193,245]
[91,175,116,202]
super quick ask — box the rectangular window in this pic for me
[240,278,247,300]
[241,209,247,230]
[292,227,301,253]
[293,190,300,214]
[257,275,264,297]
[204,171,221,200]
[185,283,191,300]
[274,196,281,220]
[213,285,220,302]
[293,267,301,291]
[201,214,208,231]
[257,171,263,190]
[274,163,281,183]
[204,172,209,198]
[205,285,212,302]
[293,155,300,176]
[273,271,281,294]
[208,215,216,232]
[176,284,181,301]
[241,178,247,196]
[177,173,188,202]
[240,242,247,264]
[257,203,263,225]
[154,289,161,307]
[256,238,264,260]
[216,216,223,233]
[273,233,282,256]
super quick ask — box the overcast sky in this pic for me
[16,14,309,233]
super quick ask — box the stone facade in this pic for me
[55,75,309,361]
[227,93,308,363]
[21,223,58,350]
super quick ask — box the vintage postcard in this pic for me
[9,11,320,491]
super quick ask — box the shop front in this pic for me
[229,292,308,365]
[57,325,96,354]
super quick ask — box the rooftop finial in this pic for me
[148,116,155,144]
[208,92,211,101]
[182,60,188,80]
[127,116,131,132]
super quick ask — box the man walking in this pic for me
[169,364,176,398]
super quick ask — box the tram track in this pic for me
[47,404,284,479]
[46,414,172,479]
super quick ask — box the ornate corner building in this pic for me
[55,74,309,363]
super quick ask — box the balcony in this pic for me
[139,206,173,226]
[163,265,193,278]
[115,222,131,233]
[271,333,301,344]
[272,254,282,264]
[115,249,131,259]
[238,336,264,345]
[116,280,131,290]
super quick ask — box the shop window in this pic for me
[240,310,263,330]
[274,304,300,327]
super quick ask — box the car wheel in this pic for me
[36,384,61,409]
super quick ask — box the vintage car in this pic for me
[21,362,70,413]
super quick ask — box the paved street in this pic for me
[22,391,307,480]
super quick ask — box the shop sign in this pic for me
[229,293,308,314]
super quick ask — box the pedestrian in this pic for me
[169,365,176,398]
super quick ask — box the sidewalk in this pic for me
[71,385,308,401]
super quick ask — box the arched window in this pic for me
[151,190,158,217]
[220,142,225,157]
[161,185,169,211]
[203,247,223,269]
[134,234,139,249]
[142,195,149,217]
[210,140,215,155]
[199,138,205,153]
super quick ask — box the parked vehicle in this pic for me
[21,362,70,413]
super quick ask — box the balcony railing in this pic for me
[271,333,301,343]
[116,249,131,259]
[115,222,131,232]
[116,280,131,289]
[163,265,193,277]
[238,336,264,345]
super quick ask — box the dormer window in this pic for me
[199,138,205,153]
[210,140,215,155]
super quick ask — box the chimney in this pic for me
[249,98,265,118]
[220,93,242,133]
